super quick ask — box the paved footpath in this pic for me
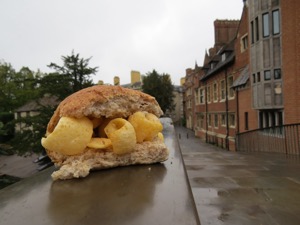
[0,154,39,178]
[175,126,300,225]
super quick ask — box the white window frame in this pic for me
[207,114,212,127]
[229,113,236,128]
[228,76,234,99]
[195,89,200,105]
[221,114,226,127]
[207,85,211,103]
[214,114,219,128]
[220,80,226,101]
[213,82,218,102]
[240,34,248,52]
[200,88,205,104]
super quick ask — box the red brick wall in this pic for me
[234,5,258,133]
[281,0,300,124]
[214,20,240,48]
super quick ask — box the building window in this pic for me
[263,13,270,37]
[264,70,271,80]
[221,114,226,127]
[195,89,198,104]
[229,113,236,127]
[207,85,211,103]
[272,0,279,7]
[252,74,256,83]
[257,72,261,82]
[274,69,281,79]
[259,110,283,129]
[241,35,248,52]
[213,82,218,102]
[255,17,259,41]
[251,21,254,44]
[187,100,192,109]
[208,114,212,127]
[244,112,249,130]
[221,53,226,62]
[197,114,204,129]
[214,114,218,128]
[272,9,280,35]
[220,80,225,100]
[228,76,234,98]
[210,62,216,70]
[200,88,205,104]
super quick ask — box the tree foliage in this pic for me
[48,51,98,96]
[38,72,72,100]
[8,105,55,155]
[142,70,175,114]
[0,52,99,155]
[0,62,40,112]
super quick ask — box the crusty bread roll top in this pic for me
[47,85,163,133]
[43,85,169,180]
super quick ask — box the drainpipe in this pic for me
[225,69,229,150]
[236,88,240,134]
[205,81,208,143]
[235,87,240,151]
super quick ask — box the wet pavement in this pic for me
[0,154,39,178]
[175,126,300,225]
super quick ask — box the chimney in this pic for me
[131,71,141,84]
[214,19,239,50]
[114,76,120,85]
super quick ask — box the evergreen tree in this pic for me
[48,51,98,94]
[142,70,175,114]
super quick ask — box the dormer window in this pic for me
[221,53,226,62]
[210,62,216,69]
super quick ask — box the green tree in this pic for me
[48,51,98,95]
[0,62,17,112]
[142,70,175,114]
[9,105,55,155]
[0,62,40,112]
[14,67,40,105]
[38,72,72,100]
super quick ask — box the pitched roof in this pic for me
[201,52,235,81]
[232,66,249,88]
[200,38,236,81]
[15,95,59,112]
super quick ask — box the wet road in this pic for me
[175,126,300,225]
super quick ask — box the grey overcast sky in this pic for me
[0,0,243,85]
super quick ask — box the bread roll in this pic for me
[42,85,169,180]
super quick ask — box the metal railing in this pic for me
[236,123,300,155]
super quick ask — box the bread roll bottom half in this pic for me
[41,85,169,180]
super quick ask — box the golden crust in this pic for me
[47,85,163,133]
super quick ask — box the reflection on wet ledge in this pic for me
[48,164,167,224]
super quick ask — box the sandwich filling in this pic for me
[41,111,164,156]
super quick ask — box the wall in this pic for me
[281,0,300,124]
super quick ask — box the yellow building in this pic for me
[180,77,185,86]
[114,76,120,85]
[131,71,141,84]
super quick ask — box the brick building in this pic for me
[183,0,300,151]
[183,64,201,129]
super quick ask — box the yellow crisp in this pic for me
[41,117,93,155]
[87,138,112,149]
[128,111,163,143]
[104,118,136,154]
